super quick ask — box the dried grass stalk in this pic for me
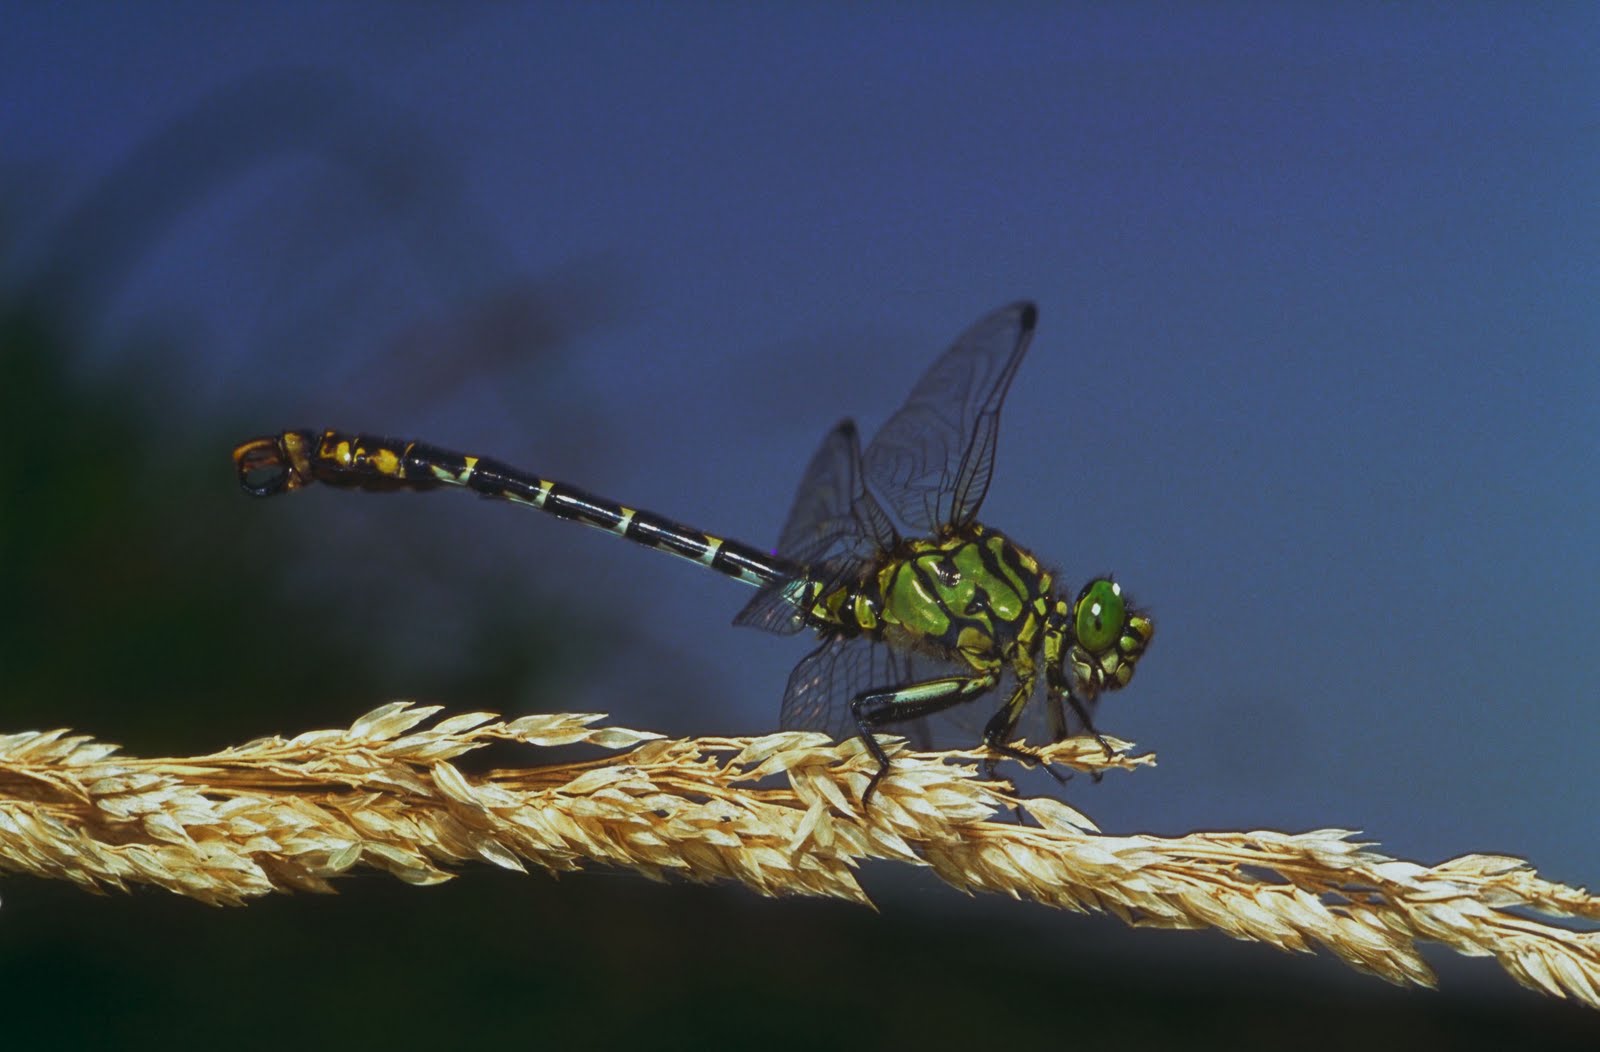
[1,703,1595,1008]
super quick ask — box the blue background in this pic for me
[3,4,1596,1044]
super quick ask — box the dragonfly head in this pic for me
[1065,577,1153,697]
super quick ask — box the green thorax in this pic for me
[806,523,1053,667]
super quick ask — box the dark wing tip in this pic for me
[1016,301,1039,331]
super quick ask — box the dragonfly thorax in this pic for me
[804,524,1053,670]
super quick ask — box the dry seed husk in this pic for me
[0,703,1595,1008]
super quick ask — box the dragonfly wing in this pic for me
[779,635,950,746]
[774,420,898,562]
[733,558,855,636]
[733,420,896,636]
[779,637,858,737]
[863,302,1037,532]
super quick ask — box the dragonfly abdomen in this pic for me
[232,429,790,589]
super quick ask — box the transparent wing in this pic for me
[778,634,942,745]
[774,420,898,564]
[863,301,1038,532]
[733,421,897,636]
[778,639,1093,750]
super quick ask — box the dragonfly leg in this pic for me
[1062,688,1116,760]
[851,670,999,808]
[1046,692,1068,742]
[981,682,1070,790]
[1045,661,1116,761]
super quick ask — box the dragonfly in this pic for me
[232,302,1153,805]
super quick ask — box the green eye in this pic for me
[1074,579,1125,653]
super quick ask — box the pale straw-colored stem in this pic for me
[0,703,1594,1007]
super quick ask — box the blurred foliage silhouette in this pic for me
[0,67,610,756]
[0,307,591,752]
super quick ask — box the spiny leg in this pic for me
[1061,687,1115,761]
[1042,682,1113,789]
[1045,688,1106,785]
[1046,691,1068,743]
[850,669,999,808]
[980,680,1071,792]
[1045,658,1116,761]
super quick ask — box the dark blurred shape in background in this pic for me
[2,68,641,758]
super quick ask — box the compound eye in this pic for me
[1074,578,1126,653]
